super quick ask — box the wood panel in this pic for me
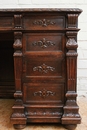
[0,17,13,30]
[23,15,65,30]
[23,83,64,105]
[23,33,65,52]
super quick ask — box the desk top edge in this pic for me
[0,8,82,13]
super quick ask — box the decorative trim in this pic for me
[26,111,62,116]
[33,63,55,73]
[11,113,26,118]
[13,39,22,49]
[63,113,80,118]
[13,51,23,57]
[33,19,55,27]
[67,14,78,28]
[34,89,55,98]
[66,31,77,38]
[66,38,78,48]
[66,31,78,57]
[66,38,78,54]
[14,14,22,29]
[0,8,82,13]
[66,51,78,57]
[13,32,22,57]
[32,38,55,48]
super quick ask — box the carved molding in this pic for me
[13,51,23,57]
[0,8,82,12]
[65,91,77,104]
[66,38,78,56]
[66,31,78,57]
[67,14,78,28]
[66,51,78,57]
[63,113,80,118]
[62,90,80,120]
[32,38,55,48]
[13,39,22,49]
[33,19,56,27]
[14,32,22,39]
[66,58,77,91]
[14,91,22,98]
[66,38,78,55]
[66,31,77,38]
[66,38,78,48]
[34,89,55,98]
[13,32,22,56]
[26,111,62,116]
[14,14,23,29]
[66,91,77,98]
[33,63,55,73]
[11,113,26,118]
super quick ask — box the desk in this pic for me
[0,8,82,129]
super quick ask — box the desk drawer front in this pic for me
[0,17,13,29]
[23,83,64,105]
[23,52,65,77]
[23,16,65,30]
[23,33,65,52]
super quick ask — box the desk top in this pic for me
[0,8,82,13]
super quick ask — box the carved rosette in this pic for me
[34,89,55,98]
[33,19,55,27]
[32,38,55,48]
[33,63,55,73]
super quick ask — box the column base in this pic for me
[62,117,81,124]
[13,124,26,129]
[11,117,27,129]
[64,124,77,130]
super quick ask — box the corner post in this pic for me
[11,14,26,129]
[62,14,81,129]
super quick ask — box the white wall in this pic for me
[0,0,87,96]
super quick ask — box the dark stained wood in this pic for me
[23,33,65,51]
[0,8,82,13]
[23,83,64,104]
[0,8,82,129]
[23,15,65,30]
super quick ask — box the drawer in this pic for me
[25,106,62,123]
[25,107,62,117]
[23,83,64,105]
[23,52,65,77]
[0,17,13,30]
[23,15,65,30]
[23,33,65,52]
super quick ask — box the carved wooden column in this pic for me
[11,15,26,129]
[62,14,81,130]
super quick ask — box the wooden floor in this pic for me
[0,96,87,130]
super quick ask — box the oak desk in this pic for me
[0,8,82,129]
